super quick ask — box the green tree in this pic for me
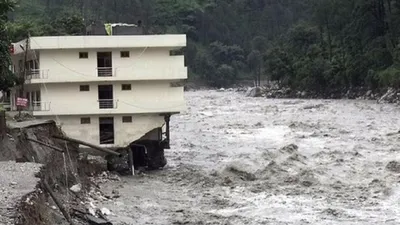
[247,50,262,86]
[0,0,16,92]
[7,0,400,91]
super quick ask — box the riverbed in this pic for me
[99,90,400,225]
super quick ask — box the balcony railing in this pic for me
[26,69,49,80]
[0,101,10,111]
[29,101,51,111]
[15,66,187,82]
[97,67,113,77]
[98,99,118,109]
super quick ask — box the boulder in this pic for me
[245,87,262,97]
[378,88,398,103]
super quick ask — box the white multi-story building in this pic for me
[9,35,187,152]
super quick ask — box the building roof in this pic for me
[12,35,186,54]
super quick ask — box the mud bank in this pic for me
[247,84,400,104]
[99,90,400,225]
[190,81,400,104]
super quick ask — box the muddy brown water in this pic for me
[98,90,400,225]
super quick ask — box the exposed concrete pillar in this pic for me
[33,91,37,110]
[0,111,6,139]
[164,114,171,149]
[29,91,33,109]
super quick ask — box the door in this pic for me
[99,117,114,145]
[97,52,112,76]
[98,85,113,109]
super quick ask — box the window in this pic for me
[121,84,131,91]
[81,117,91,124]
[80,85,90,91]
[122,116,132,123]
[79,52,88,59]
[120,51,130,58]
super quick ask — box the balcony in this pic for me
[23,66,187,84]
[28,101,51,111]
[25,69,49,80]
[115,66,187,80]
[97,67,114,77]
[98,99,118,109]
[31,98,185,116]
[0,101,10,111]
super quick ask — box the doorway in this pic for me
[98,85,113,109]
[99,117,114,145]
[97,52,112,77]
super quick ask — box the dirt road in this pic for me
[0,162,41,225]
[99,90,400,225]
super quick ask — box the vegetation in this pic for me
[0,0,16,92]
[3,0,400,91]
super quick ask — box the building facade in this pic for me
[10,35,187,149]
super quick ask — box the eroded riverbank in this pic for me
[99,90,400,225]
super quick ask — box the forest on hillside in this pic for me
[2,0,400,92]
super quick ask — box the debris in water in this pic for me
[70,183,82,193]
[225,166,257,181]
[386,130,400,136]
[100,207,112,216]
[322,208,343,217]
[111,189,120,198]
[245,87,262,97]
[303,104,324,110]
[386,161,400,173]
[280,144,299,154]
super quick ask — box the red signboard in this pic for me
[16,97,28,107]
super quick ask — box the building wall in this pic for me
[29,35,186,50]
[9,35,186,147]
[51,114,165,147]
[33,48,186,83]
[35,81,185,116]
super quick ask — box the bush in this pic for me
[378,66,400,88]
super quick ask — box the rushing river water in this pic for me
[99,90,400,225]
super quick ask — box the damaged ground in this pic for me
[97,90,400,225]
[0,119,119,225]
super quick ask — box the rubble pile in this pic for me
[377,88,400,103]
[218,81,400,103]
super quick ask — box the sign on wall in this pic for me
[16,97,28,107]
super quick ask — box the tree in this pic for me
[7,0,400,91]
[247,50,262,86]
[0,0,16,92]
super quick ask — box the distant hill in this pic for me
[6,0,400,92]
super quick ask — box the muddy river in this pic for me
[99,90,400,225]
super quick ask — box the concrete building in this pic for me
[9,35,187,156]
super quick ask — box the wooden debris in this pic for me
[86,215,113,225]
[72,206,113,225]
[26,138,64,152]
[53,135,121,156]
[42,181,76,225]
